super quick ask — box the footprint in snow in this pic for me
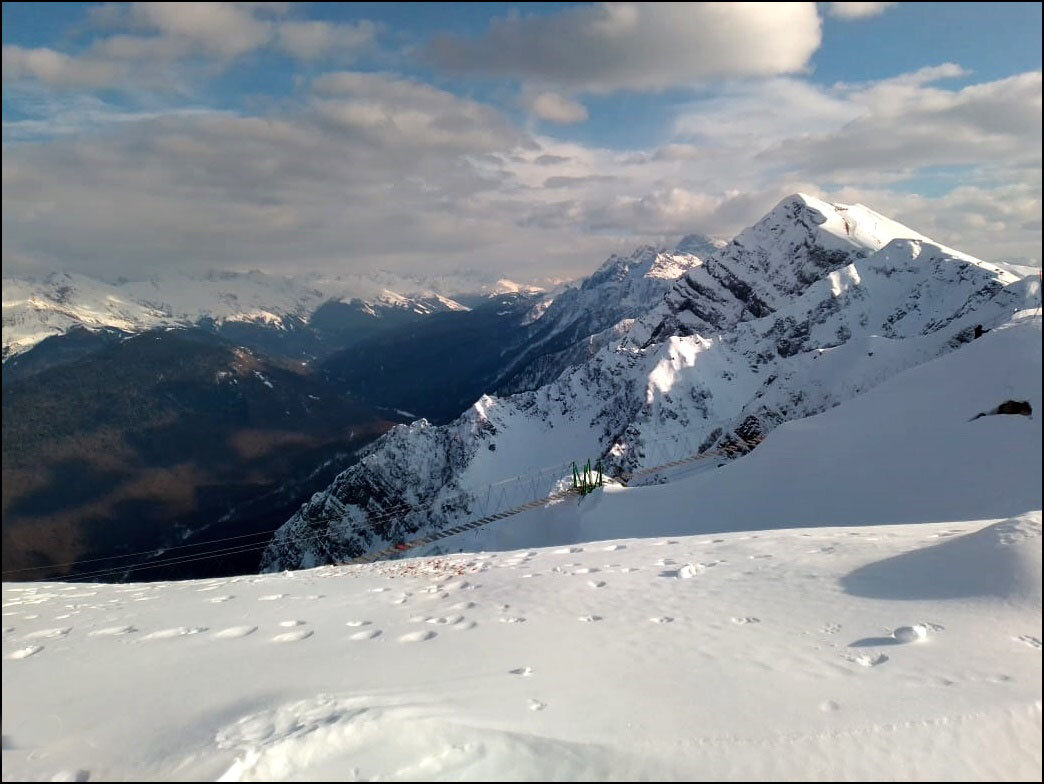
[5,645,43,660]
[509,666,534,676]
[554,547,583,555]
[208,596,234,604]
[143,627,207,640]
[603,544,626,551]
[821,623,842,634]
[578,615,602,622]
[258,594,286,601]
[572,568,599,575]
[23,628,70,640]
[89,625,136,637]
[278,620,306,628]
[1016,635,1042,649]
[848,652,889,667]
[349,629,382,640]
[731,617,760,625]
[588,581,606,589]
[441,581,472,592]
[498,617,526,624]
[426,615,464,625]
[649,617,674,624]
[892,625,928,643]
[271,629,313,643]
[664,563,706,579]
[528,699,547,712]
[345,620,371,627]
[398,630,437,643]
[46,769,89,782]
[451,620,477,631]
[213,626,257,640]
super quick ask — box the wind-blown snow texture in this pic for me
[263,194,1037,572]
[2,512,1040,780]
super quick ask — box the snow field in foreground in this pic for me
[3,511,1041,781]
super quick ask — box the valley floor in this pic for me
[3,512,1041,781]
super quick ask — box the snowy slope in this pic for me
[2,513,1040,781]
[1,270,478,360]
[419,311,1042,556]
[263,195,1037,571]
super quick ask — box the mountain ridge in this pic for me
[261,194,1037,571]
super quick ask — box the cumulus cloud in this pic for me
[126,2,273,58]
[427,3,822,92]
[311,71,526,153]
[3,4,382,90]
[277,20,378,61]
[1,73,605,281]
[765,71,1042,179]
[828,3,898,20]
[3,20,1040,288]
[2,46,122,89]
[525,91,589,124]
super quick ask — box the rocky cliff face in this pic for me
[261,194,1035,571]
[492,245,701,395]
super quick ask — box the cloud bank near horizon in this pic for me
[2,2,1040,282]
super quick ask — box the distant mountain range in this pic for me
[2,243,700,580]
[1,267,553,361]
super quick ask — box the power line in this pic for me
[0,498,417,576]
[7,431,760,583]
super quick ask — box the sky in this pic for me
[2,2,1041,284]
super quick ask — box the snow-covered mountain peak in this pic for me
[263,196,1037,573]
[675,233,728,258]
[582,245,698,291]
[634,193,965,346]
[489,279,545,295]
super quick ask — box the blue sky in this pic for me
[2,2,1041,280]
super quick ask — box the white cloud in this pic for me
[277,20,377,61]
[768,71,1042,178]
[427,3,822,93]
[828,3,898,20]
[2,46,122,89]
[3,50,1039,285]
[4,4,382,90]
[126,2,273,58]
[310,71,526,153]
[525,91,588,124]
